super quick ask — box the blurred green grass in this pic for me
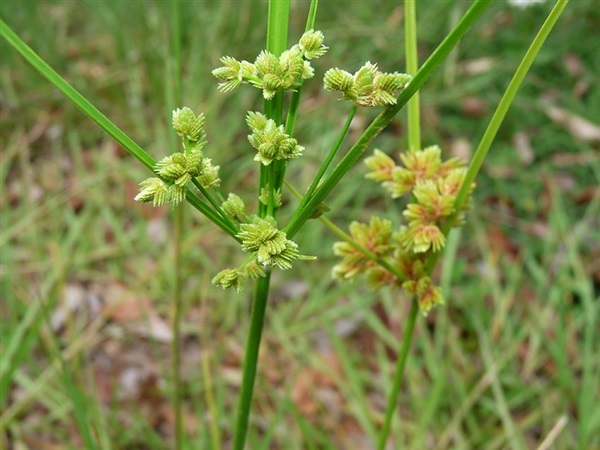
[1,1,599,449]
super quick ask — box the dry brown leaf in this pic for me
[291,352,343,420]
[458,57,496,76]
[574,79,591,99]
[551,151,599,166]
[461,96,487,118]
[126,315,173,343]
[513,132,534,165]
[21,436,67,450]
[51,282,102,331]
[487,224,520,260]
[545,105,600,142]
[563,53,583,78]
[450,138,472,162]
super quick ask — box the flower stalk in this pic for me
[376,0,420,446]
[232,1,290,447]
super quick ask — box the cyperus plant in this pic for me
[331,144,473,314]
[0,0,570,448]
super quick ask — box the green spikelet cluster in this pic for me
[324,62,412,107]
[135,107,220,208]
[402,276,444,316]
[211,258,269,293]
[222,193,246,218]
[135,178,170,207]
[333,145,474,315]
[259,188,282,208]
[365,145,471,254]
[172,107,206,142]
[332,217,395,281]
[244,261,266,279]
[237,216,314,270]
[212,30,327,100]
[212,268,244,293]
[298,29,328,60]
[246,112,304,165]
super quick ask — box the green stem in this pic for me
[376,299,419,450]
[185,191,240,241]
[284,180,407,282]
[291,105,357,222]
[259,0,290,218]
[233,2,290,448]
[426,0,569,273]
[305,0,319,31]
[270,0,319,208]
[172,206,184,450]
[283,0,491,238]
[376,2,421,446]
[0,19,238,241]
[166,1,184,448]
[232,271,273,450]
[191,178,240,233]
[405,0,420,152]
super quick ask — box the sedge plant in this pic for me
[0,0,570,447]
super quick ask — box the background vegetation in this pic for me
[1,1,598,449]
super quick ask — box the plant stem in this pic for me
[376,299,419,450]
[271,0,319,213]
[191,178,240,233]
[259,0,290,218]
[233,2,290,448]
[290,105,357,222]
[0,19,239,241]
[283,0,491,238]
[284,180,407,282]
[426,0,570,273]
[166,1,184,448]
[376,1,421,446]
[232,271,273,450]
[405,0,420,152]
[172,205,184,450]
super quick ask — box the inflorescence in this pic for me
[135,28,463,307]
[324,62,412,107]
[332,146,474,315]
[212,29,328,100]
[135,107,220,208]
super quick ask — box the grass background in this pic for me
[1,1,599,449]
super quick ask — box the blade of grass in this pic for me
[327,326,377,441]
[37,291,100,450]
[472,313,527,450]
[0,208,93,414]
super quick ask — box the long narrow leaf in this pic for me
[0,19,239,240]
